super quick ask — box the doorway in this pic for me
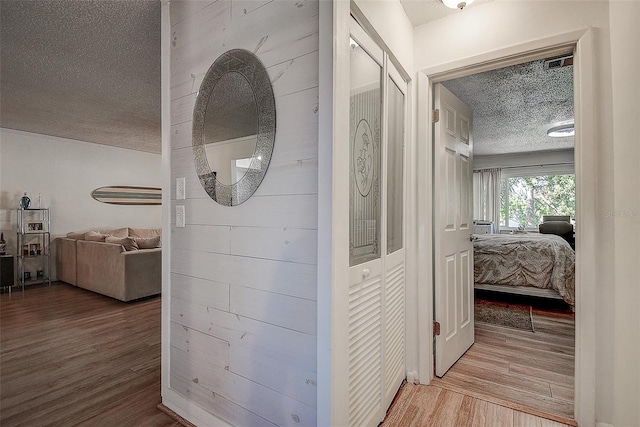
[414,30,598,427]
[432,57,576,422]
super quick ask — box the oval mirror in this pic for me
[192,49,276,206]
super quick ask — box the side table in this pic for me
[1,255,15,290]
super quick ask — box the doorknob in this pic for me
[470,234,477,242]
[362,268,370,278]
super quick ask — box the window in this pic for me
[500,173,575,228]
[349,35,382,266]
[386,77,404,254]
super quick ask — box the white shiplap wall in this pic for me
[169,1,319,425]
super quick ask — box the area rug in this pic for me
[474,299,534,332]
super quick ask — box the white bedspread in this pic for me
[473,233,575,306]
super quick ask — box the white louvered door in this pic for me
[383,67,406,407]
[348,18,407,427]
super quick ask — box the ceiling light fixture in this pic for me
[441,0,474,10]
[547,123,575,137]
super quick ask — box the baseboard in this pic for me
[595,423,614,427]
[157,403,196,427]
[160,389,232,427]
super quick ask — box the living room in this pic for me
[0,2,167,424]
[0,2,162,260]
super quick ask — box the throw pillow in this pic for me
[85,231,107,242]
[66,231,87,240]
[105,236,139,251]
[135,236,161,249]
[128,228,162,238]
[103,227,128,238]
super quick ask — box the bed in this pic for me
[473,233,575,306]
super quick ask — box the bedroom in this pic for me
[434,55,576,421]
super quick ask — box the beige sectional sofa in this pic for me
[57,227,161,301]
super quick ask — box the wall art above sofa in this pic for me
[91,186,161,205]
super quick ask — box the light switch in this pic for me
[176,205,185,228]
[176,177,186,200]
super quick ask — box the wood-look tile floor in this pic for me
[0,283,179,427]
[426,305,576,426]
[382,382,574,427]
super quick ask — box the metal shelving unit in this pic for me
[16,208,51,292]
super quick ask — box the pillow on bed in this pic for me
[105,236,139,251]
[135,236,161,249]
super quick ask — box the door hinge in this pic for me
[433,109,440,123]
[433,321,441,336]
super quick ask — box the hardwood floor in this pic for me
[2,283,575,427]
[430,304,576,425]
[0,283,179,427]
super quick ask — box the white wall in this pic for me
[414,1,639,426]
[204,135,256,185]
[414,1,610,72]
[0,128,161,280]
[608,1,640,426]
[353,0,414,74]
[166,1,319,425]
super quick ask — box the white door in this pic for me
[434,83,474,377]
[383,68,407,407]
[347,18,407,427]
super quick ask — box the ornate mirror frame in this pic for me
[192,49,276,206]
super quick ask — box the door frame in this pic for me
[414,28,597,426]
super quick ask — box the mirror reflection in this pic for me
[204,72,258,186]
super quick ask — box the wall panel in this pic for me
[172,248,316,300]
[170,374,277,427]
[168,0,319,425]
[170,296,316,368]
[230,286,317,335]
[177,196,318,229]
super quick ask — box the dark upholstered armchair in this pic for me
[539,216,574,249]
[542,215,571,223]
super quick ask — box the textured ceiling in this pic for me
[0,1,571,157]
[0,1,161,153]
[442,59,574,156]
[400,0,574,157]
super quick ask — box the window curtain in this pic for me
[473,168,502,232]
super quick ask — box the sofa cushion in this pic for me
[135,236,161,249]
[57,238,77,285]
[128,228,162,238]
[104,227,129,238]
[105,236,139,251]
[66,231,88,240]
[85,231,108,242]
